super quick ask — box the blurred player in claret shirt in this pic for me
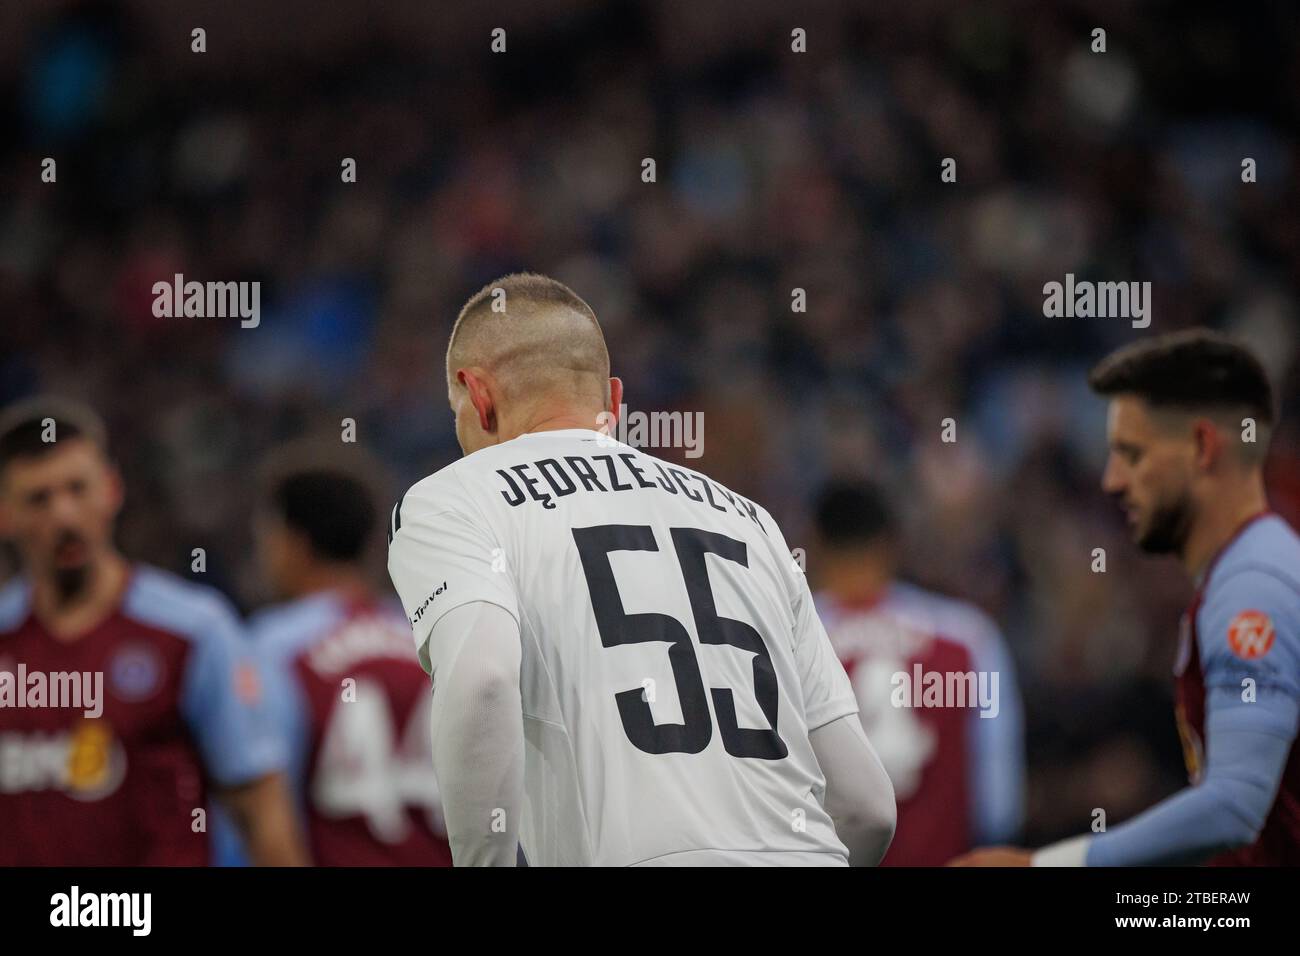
[249,460,452,866]
[956,330,1300,867]
[812,481,1025,865]
[0,397,307,865]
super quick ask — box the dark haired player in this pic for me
[813,481,1025,865]
[251,464,452,865]
[955,330,1299,866]
[0,397,306,865]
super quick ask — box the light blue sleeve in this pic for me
[1084,725,1292,866]
[179,604,287,788]
[208,613,314,866]
[1085,568,1300,866]
[1198,566,1300,711]
[250,625,311,799]
[966,626,1026,844]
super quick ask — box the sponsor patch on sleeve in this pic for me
[1227,609,1275,660]
[235,660,263,704]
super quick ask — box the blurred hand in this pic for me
[947,846,1033,867]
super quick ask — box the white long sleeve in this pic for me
[810,714,898,865]
[425,601,525,866]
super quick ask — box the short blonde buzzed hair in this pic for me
[446,272,610,407]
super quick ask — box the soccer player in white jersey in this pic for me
[387,273,896,867]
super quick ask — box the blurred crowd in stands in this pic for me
[2,0,1298,847]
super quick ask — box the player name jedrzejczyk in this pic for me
[0,664,102,718]
[490,448,764,524]
[151,273,260,328]
[49,886,151,937]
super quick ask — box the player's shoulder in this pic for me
[248,593,347,658]
[122,564,245,644]
[1208,515,1300,607]
[1199,517,1300,667]
[648,450,748,503]
[889,580,1002,649]
[635,443,777,533]
[392,454,482,525]
[0,576,32,634]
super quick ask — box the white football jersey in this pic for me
[388,428,857,866]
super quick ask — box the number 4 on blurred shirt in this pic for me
[214,591,451,866]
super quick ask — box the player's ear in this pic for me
[460,369,497,435]
[1191,417,1223,471]
[283,525,315,567]
[105,462,126,517]
[607,377,623,418]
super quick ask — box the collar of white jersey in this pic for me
[509,427,611,441]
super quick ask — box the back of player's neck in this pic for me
[825,564,892,607]
[297,567,370,605]
[514,409,603,438]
